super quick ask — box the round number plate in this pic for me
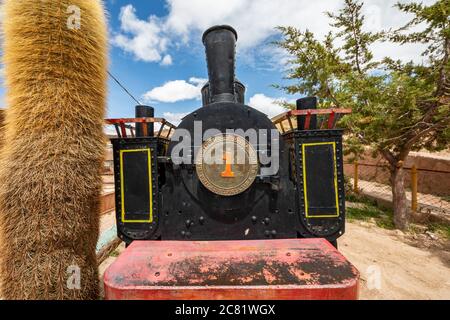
[195,134,259,196]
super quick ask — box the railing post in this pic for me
[411,164,418,213]
[354,160,359,194]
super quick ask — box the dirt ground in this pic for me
[340,222,450,300]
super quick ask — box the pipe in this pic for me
[201,80,245,106]
[135,105,154,137]
[202,25,238,103]
[297,97,318,130]
[234,79,246,104]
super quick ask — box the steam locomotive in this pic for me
[108,25,347,247]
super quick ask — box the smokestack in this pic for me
[202,25,238,104]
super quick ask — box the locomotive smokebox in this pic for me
[203,25,238,103]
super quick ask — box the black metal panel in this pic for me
[111,137,167,244]
[291,130,346,241]
[121,150,152,222]
[303,143,338,217]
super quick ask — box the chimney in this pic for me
[202,25,238,104]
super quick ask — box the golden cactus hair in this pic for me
[0,109,4,147]
[0,0,108,299]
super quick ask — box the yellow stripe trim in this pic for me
[120,149,153,223]
[302,142,339,218]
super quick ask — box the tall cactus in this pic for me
[0,0,108,299]
[0,109,4,148]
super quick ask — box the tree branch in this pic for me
[402,117,450,154]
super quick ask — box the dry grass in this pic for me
[0,0,108,299]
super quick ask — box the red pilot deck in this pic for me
[104,238,359,300]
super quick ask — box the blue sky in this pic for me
[0,0,434,124]
[105,0,291,123]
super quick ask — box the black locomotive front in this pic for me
[110,25,346,246]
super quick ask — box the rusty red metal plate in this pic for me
[104,238,359,300]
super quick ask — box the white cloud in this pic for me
[142,77,207,103]
[165,0,338,50]
[160,54,173,66]
[248,94,287,119]
[163,112,189,125]
[111,5,169,63]
[112,0,438,65]
[165,0,438,63]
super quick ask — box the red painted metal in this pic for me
[106,117,167,124]
[304,111,311,130]
[327,111,336,129]
[288,108,352,116]
[119,123,127,138]
[104,238,359,300]
[105,117,177,138]
[271,108,352,131]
